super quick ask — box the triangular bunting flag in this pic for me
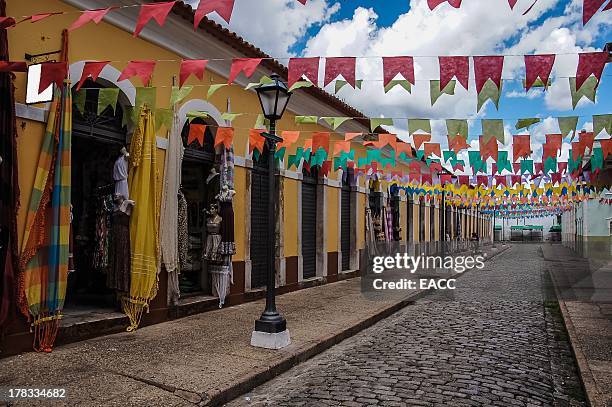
[430,79,456,106]
[324,57,356,87]
[439,56,469,90]
[288,57,319,88]
[133,1,175,37]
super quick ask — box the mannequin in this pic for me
[202,204,222,262]
[113,147,129,200]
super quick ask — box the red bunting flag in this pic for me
[524,54,555,91]
[297,0,308,4]
[288,57,319,88]
[558,162,568,173]
[382,56,415,87]
[578,131,595,152]
[421,173,433,185]
[179,59,208,87]
[0,61,27,72]
[312,132,330,153]
[452,162,464,171]
[545,134,562,151]
[0,17,16,29]
[473,56,504,93]
[249,129,266,154]
[439,56,469,90]
[321,160,332,177]
[447,134,469,154]
[228,58,262,84]
[427,0,462,10]
[440,174,453,185]
[542,143,559,161]
[423,143,441,158]
[38,62,67,94]
[68,7,114,31]
[324,57,356,87]
[605,1,612,10]
[458,175,470,186]
[215,127,234,149]
[513,135,531,162]
[477,175,489,187]
[551,172,562,185]
[28,12,64,23]
[511,175,521,185]
[187,124,206,146]
[133,1,175,37]
[479,136,498,162]
[118,60,156,85]
[495,175,507,187]
[508,0,518,8]
[76,61,109,91]
[600,139,612,159]
[576,51,608,90]
[534,162,544,174]
[571,141,583,161]
[413,133,431,150]
[429,162,442,174]
[194,0,236,27]
[491,163,498,174]
[583,0,607,24]
[512,163,521,174]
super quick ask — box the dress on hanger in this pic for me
[113,155,129,200]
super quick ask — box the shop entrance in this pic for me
[179,118,217,296]
[66,81,128,312]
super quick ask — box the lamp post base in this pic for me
[251,329,291,349]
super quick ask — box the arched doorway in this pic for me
[67,78,130,310]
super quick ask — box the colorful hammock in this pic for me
[123,107,160,331]
[18,84,71,352]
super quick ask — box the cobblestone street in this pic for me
[229,245,586,407]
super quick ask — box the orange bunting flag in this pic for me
[578,131,595,153]
[312,132,330,153]
[333,140,351,155]
[68,7,114,31]
[600,139,612,159]
[179,59,208,87]
[133,1,176,37]
[413,133,431,150]
[76,61,109,91]
[215,127,234,149]
[423,142,441,158]
[479,136,498,162]
[344,132,361,141]
[279,131,300,149]
[321,160,332,177]
[118,60,156,85]
[545,133,562,151]
[303,139,313,150]
[513,135,531,162]
[395,141,413,157]
[249,129,266,154]
[447,134,469,154]
[543,143,559,161]
[228,58,262,84]
[187,124,206,146]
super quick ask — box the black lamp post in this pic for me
[251,74,292,347]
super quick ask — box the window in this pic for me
[302,166,318,279]
[340,169,353,271]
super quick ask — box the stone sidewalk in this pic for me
[0,244,506,407]
[542,244,612,407]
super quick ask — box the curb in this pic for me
[205,244,510,406]
[546,267,600,407]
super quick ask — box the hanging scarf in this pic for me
[0,0,20,333]
[18,84,72,352]
[160,109,183,305]
[122,107,160,331]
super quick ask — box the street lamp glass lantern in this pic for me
[255,74,292,121]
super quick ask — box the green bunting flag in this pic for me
[443,150,457,163]
[384,79,411,94]
[515,118,540,131]
[446,119,468,139]
[569,77,597,109]
[254,114,270,130]
[134,87,157,122]
[186,110,210,123]
[275,147,286,161]
[170,85,193,105]
[481,119,504,144]
[430,79,455,106]
[295,115,318,124]
[520,159,534,175]
[557,116,578,140]
[593,114,612,136]
[97,88,120,116]
[244,75,274,91]
[477,79,502,113]
[74,89,86,114]
[568,150,580,172]
[408,119,431,135]
[207,84,227,99]
[591,147,604,171]
[496,151,512,173]
[221,112,243,122]
[310,148,328,167]
[523,78,551,89]
[367,149,382,164]
[289,81,314,91]
[543,157,557,174]
[321,116,351,130]
[335,79,363,93]
[122,106,133,128]
[468,150,485,173]
[416,150,425,160]
[155,108,173,132]
[370,117,394,131]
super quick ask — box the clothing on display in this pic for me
[92,193,114,270]
[203,210,222,262]
[177,190,188,271]
[113,152,129,200]
[107,210,130,292]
